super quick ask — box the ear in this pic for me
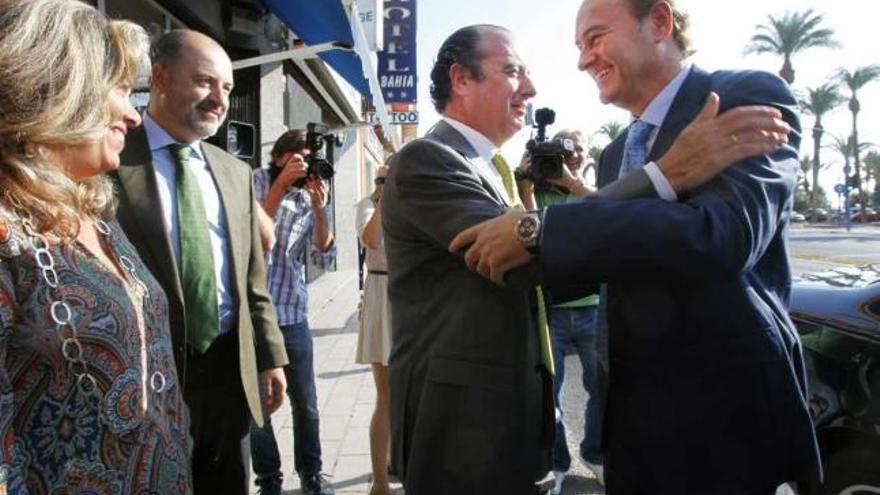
[151,63,168,94]
[648,1,674,42]
[449,62,474,98]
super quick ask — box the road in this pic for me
[555,223,880,494]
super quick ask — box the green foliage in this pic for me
[744,9,839,83]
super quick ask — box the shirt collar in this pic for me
[442,116,500,163]
[142,111,206,161]
[637,64,692,127]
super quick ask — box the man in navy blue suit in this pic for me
[450,0,822,494]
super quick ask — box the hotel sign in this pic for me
[377,0,417,104]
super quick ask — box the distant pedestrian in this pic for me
[355,163,394,495]
[249,129,336,495]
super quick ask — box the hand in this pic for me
[305,178,329,210]
[448,209,534,285]
[658,92,790,193]
[376,164,390,178]
[277,153,308,188]
[545,164,589,196]
[259,367,287,414]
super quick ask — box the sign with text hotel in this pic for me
[377,0,417,104]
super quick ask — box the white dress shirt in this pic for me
[639,65,693,201]
[142,112,235,334]
[442,117,512,205]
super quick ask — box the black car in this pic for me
[791,265,880,495]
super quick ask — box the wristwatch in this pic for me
[514,211,542,254]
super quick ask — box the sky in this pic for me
[411,0,880,200]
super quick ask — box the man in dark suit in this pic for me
[386,23,792,495]
[451,1,822,494]
[113,30,288,495]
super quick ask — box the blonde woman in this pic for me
[355,164,393,495]
[0,1,192,493]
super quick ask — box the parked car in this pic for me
[806,208,829,222]
[792,211,807,222]
[790,266,880,495]
[852,207,878,223]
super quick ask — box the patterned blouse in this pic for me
[0,209,192,494]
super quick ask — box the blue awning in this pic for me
[257,0,372,99]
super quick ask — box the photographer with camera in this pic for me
[516,127,605,492]
[251,128,336,495]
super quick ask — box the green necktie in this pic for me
[171,143,219,353]
[490,154,555,375]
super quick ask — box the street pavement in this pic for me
[249,268,403,494]
[254,222,879,494]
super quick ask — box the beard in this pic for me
[184,99,226,139]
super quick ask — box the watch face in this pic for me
[516,215,539,245]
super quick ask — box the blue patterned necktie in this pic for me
[618,120,655,178]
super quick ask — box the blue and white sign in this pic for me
[377,0,417,104]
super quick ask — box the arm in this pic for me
[541,74,800,286]
[450,83,795,285]
[255,202,276,253]
[0,236,21,490]
[388,139,507,250]
[304,178,333,252]
[261,154,307,217]
[358,164,389,250]
[358,194,382,250]
[246,172,288,372]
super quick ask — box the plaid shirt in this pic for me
[254,168,336,325]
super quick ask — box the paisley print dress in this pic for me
[0,210,192,494]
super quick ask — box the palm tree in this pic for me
[836,64,880,197]
[798,155,812,195]
[596,121,624,142]
[744,9,839,84]
[798,82,844,205]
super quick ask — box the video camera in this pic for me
[294,122,336,188]
[515,107,575,182]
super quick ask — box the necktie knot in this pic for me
[170,143,193,167]
[619,119,655,178]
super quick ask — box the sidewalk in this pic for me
[249,268,400,494]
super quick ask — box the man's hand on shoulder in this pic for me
[448,209,534,285]
[658,92,791,193]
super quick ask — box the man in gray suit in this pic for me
[113,30,288,495]
[382,24,792,495]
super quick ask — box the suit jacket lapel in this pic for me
[428,120,509,206]
[115,126,184,306]
[647,67,712,162]
[201,143,243,306]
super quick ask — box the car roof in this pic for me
[791,267,880,339]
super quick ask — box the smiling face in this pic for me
[575,0,672,115]
[150,33,233,143]
[564,134,586,172]
[449,29,536,146]
[58,85,141,180]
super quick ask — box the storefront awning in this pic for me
[256,0,370,98]
[240,0,398,149]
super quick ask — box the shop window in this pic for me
[104,0,165,42]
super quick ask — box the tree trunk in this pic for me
[811,119,822,206]
[779,57,795,85]
[851,98,864,197]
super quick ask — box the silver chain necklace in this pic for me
[18,213,168,399]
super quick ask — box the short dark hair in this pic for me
[270,129,308,161]
[150,29,188,65]
[623,0,692,56]
[429,25,507,113]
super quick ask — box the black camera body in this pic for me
[294,122,335,187]
[518,108,574,182]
